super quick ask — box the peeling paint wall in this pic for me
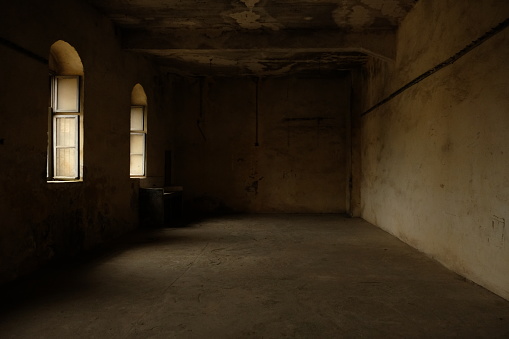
[173,75,351,214]
[361,0,509,300]
[0,0,169,283]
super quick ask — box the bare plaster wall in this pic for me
[173,75,351,214]
[0,0,169,283]
[361,0,509,300]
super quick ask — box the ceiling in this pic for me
[84,0,419,76]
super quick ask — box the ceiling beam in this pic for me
[122,29,396,61]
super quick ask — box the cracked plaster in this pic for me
[228,0,281,30]
[85,0,417,75]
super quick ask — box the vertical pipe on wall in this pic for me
[349,69,362,217]
[197,77,206,141]
[255,77,260,147]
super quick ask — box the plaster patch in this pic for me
[229,10,280,30]
[240,0,260,10]
[260,63,295,76]
[244,61,266,74]
[331,2,351,28]
[230,10,263,29]
[361,0,404,20]
[243,60,295,75]
[348,5,374,29]
[188,55,238,67]
[164,52,239,68]
[362,0,384,11]
[164,18,200,28]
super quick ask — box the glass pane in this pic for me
[55,77,79,112]
[55,148,76,177]
[55,117,77,147]
[130,106,144,131]
[130,133,145,154]
[130,154,144,176]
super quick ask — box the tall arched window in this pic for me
[130,84,147,177]
[48,41,84,181]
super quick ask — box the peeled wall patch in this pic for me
[229,10,281,30]
[244,61,266,74]
[348,5,374,28]
[245,177,264,194]
[332,2,351,28]
[361,0,404,18]
[362,0,384,10]
[229,10,263,29]
[227,0,281,30]
[333,3,375,30]
[240,0,260,10]
[244,62,295,76]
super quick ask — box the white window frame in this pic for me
[130,105,146,177]
[53,76,80,113]
[48,75,82,181]
[53,115,80,179]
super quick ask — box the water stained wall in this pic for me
[361,0,509,300]
[173,74,351,214]
[0,0,169,283]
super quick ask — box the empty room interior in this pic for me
[1,0,509,337]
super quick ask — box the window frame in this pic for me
[52,114,80,180]
[130,105,147,177]
[48,75,82,181]
[53,76,80,113]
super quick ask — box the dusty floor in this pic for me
[1,215,508,338]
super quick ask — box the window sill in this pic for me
[47,180,83,184]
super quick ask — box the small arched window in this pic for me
[48,41,84,181]
[130,84,147,177]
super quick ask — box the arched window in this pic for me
[130,84,147,177]
[48,41,84,181]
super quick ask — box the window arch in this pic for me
[130,84,147,177]
[48,41,84,181]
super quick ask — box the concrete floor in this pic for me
[1,215,508,338]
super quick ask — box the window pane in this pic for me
[55,77,79,112]
[130,133,145,154]
[130,154,144,176]
[130,106,144,131]
[55,117,77,147]
[54,116,78,178]
[55,148,77,177]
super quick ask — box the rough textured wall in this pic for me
[174,75,351,213]
[361,0,509,300]
[0,0,168,283]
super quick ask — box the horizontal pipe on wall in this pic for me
[0,37,48,64]
[361,17,509,117]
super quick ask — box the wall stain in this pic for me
[245,176,264,194]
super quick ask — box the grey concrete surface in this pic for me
[1,215,508,338]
